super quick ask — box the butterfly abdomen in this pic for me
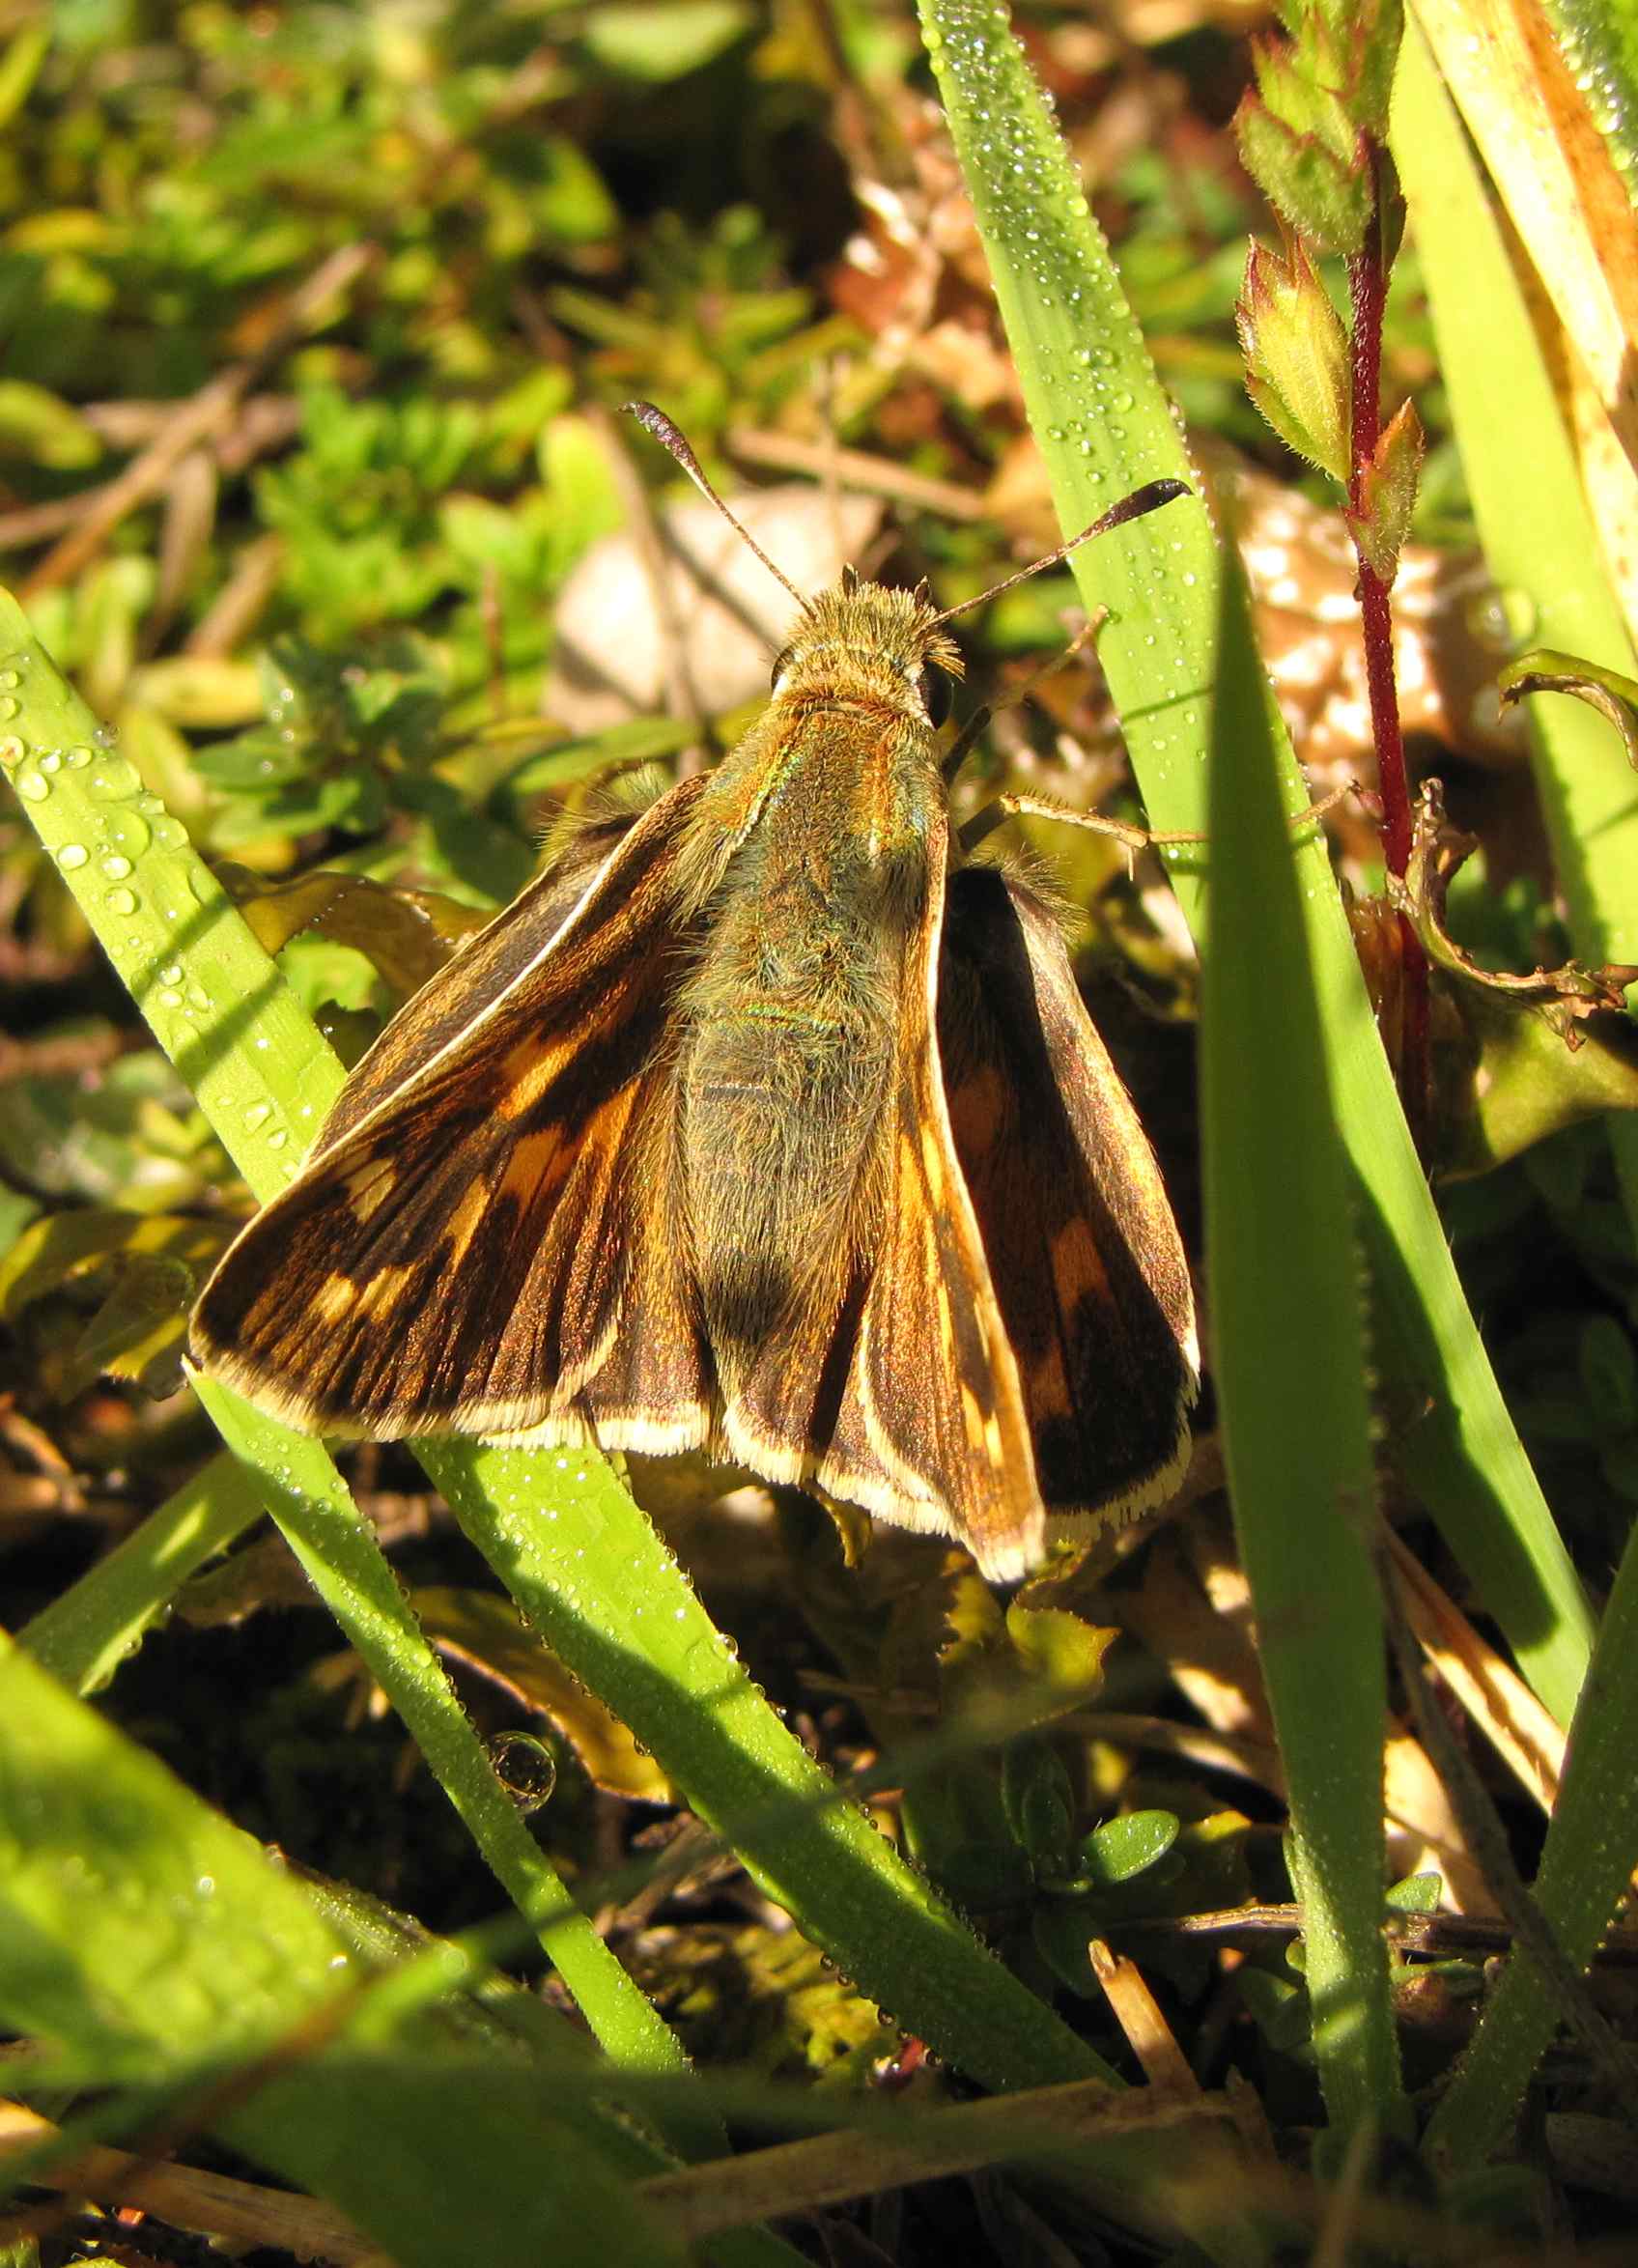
[676,867,900,1360]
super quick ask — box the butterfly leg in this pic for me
[958,781,1359,865]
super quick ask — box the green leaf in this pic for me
[0,1643,692,2268]
[1236,235,1352,482]
[999,1737,1075,1863]
[1348,398,1425,581]
[579,3,756,81]
[1074,1810,1181,1887]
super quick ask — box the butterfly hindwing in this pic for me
[937,861,1199,1531]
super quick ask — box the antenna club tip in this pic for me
[1097,476,1193,534]
[621,399,671,439]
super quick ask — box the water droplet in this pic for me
[267,1128,290,1150]
[157,988,184,1010]
[244,1101,271,1131]
[16,769,48,801]
[0,695,19,722]
[38,748,61,773]
[489,1730,557,1813]
[93,722,119,748]
[100,854,133,881]
[149,812,187,848]
[87,756,142,801]
[58,842,88,870]
[64,744,93,768]
[102,808,152,858]
[106,886,138,915]
[0,736,23,767]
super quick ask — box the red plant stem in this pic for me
[1347,148,1429,1136]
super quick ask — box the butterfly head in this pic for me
[769,574,965,732]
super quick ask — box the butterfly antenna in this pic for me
[929,477,1192,629]
[622,401,808,610]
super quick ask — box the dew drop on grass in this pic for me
[87,755,142,801]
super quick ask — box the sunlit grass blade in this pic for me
[1200,548,1402,2142]
[918,0,1594,1726]
[189,1376,704,2112]
[1421,1503,1638,2167]
[0,1641,696,2268]
[423,1437,1117,2095]
[1393,24,1638,2162]
[18,1451,264,1694]
[0,593,708,2129]
[1394,14,1638,1229]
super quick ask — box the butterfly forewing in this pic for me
[721,847,1046,1582]
[191,782,713,1437]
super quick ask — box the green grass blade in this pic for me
[1394,23,1638,2162]
[1421,1503,1638,2167]
[1393,14,1638,1229]
[0,593,706,2124]
[918,0,1595,1725]
[0,1640,691,2268]
[190,1376,705,2113]
[18,1451,264,1694]
[1200,550,1402,2140]
[424,1436,1116,2094]
[0,1634,351,2061]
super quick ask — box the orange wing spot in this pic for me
[494,1037,561,1120]
[959,1379,991,1459]
[933,1276,956,1362]
[357,1263,415,1321]
[1051,1217,1113,1309]
[1019,1344,1075,1426]
[918,1121,947,1205]
[341,1157,400,1226]
[441,1177,491,1268]
[498,1122,570,1212]
[947,1063,1009,1155]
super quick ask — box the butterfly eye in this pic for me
[918,664,952,728]
[770,645,795,693]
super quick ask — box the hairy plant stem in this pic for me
[1346,153,1429,1143]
